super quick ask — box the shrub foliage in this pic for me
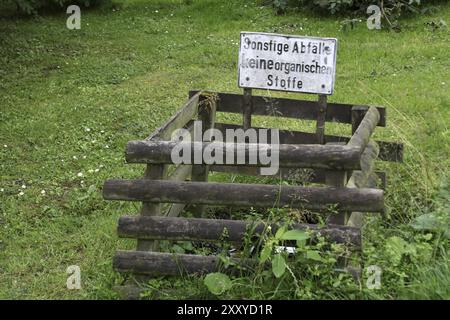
[271,0,425,28]
[7,0,104,15]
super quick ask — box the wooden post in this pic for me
[190,96,216,217]
[243,88,252,130]
[324,142,349,269]
[325,171,348,225]
[325,142,349,225]
[316,94,327,144]
[347,106,380,152]
[136,164,167,251]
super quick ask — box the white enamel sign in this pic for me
[238,32,337,95]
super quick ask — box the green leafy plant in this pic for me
[258,225,334,279]
[271,253,286,278]
[203,272,232,295]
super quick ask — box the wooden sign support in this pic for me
[242,88,253,130]
[316,94,328,144]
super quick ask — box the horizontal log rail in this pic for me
[113,250,256,276]
[117,215,361,246]
[347,106,380,153]
[189,91,386,127]
[146,92,202,141]
[214,122,402,162]
[126,140,362,170]
[103,180,384,212]
[210,165,387,188]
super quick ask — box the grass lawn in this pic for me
[0,0,449,299]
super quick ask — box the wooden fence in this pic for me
[103,90,402,298]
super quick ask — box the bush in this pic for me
[7,0,105,16]
[271,0,425,28]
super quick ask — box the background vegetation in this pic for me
[3,0,104,15]
[0,0,448,299]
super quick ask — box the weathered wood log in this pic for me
[113,250,255,276]
[353,140,380,188]
[126,140,362,170]
[242,88,252,130]
[103,179,384,212]
[346,140,381,227]
[137,164,167,252]
[316,94,327,144]
[167,164,192,181]
[325,143,349,225]
[214,122,403,162]
[165,165,192,217]
[190,95,216,217]
[165,203,186,217]
[117,215,361,247]
[348,106,380,152]
[146,92,200,141]
[189,91,386,127]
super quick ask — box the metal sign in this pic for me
[238,32,337,95]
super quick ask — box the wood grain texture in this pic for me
[125,140,362,170]
[189,91,386,127]
[214,122,403,162]
[316,94,327,144]
[103,179,384,212]
[117,215,361,246]
[348,106,380,152]
[113,250,256,276]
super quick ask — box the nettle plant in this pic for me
[202,217,357,298]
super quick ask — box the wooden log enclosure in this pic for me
[103,90,402,297]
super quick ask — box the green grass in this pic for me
[0,0,449,299]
